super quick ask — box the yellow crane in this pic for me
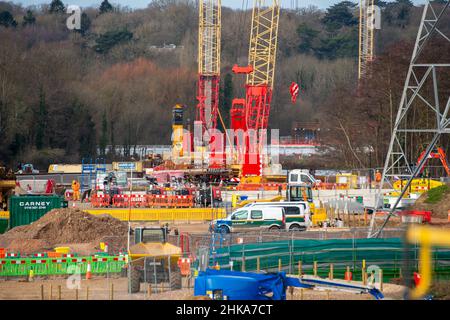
[358,0,375,79]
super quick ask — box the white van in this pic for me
[211,206,286,234]
[244,201,310,231]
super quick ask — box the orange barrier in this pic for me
[153,194,170,208]
[145,194,154,207]
[111,194,148,208]
[171,195,194,208]
[46,252,63,258]
[177,257,191,276]
[91,194,110,208]
[130,194,148,207]
[313,183,349,190]
[112,194,128,207]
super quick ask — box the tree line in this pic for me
[0,0,446,170]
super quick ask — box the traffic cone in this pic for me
[86,262,92,280]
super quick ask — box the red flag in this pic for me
[290,82,300,104]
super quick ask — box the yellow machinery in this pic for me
[171,104,185,161]
[128,226,182,293]
[406,225,450,299]
[393,178,445,193]
[336,173,358,189]
[0,166,15,211]
[232,195,283,208]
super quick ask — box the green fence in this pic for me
[208,238,450,282]
[0,256,127,277]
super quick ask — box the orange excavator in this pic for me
[417,147,450,176]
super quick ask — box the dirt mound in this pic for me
[411,185,450,219]
[0,208,128,255]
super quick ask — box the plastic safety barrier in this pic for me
[170,195,194,208]
[313,183,349,190]
[130,194,147,207]
[91,194,110,208]
[0,255,127,277]
[152,194,170,208]
[112,194,128,207]
[177,257,191,276]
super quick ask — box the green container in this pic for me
[8,195,65,229]
[0,218,8,234]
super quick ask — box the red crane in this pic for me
[230,0,280,183]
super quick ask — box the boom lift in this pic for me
[416,147,450,176]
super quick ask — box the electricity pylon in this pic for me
[368,0,450,238]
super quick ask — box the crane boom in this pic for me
[230,0,280,182]
[197,0,221,132]
[245,0,279,131]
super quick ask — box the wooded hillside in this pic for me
[0,0,448,169]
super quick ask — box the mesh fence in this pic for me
[200,236,450,282]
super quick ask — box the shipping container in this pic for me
[112,161,143,173]
[0,219,8,234]
[8,195,66,229]
[48,164,82,173]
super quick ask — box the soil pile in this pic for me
[411,185,450,219]
[0,208,127,254]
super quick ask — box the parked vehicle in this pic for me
[210,206,285,233]
[287,169,320,185]
[244,201,310,231]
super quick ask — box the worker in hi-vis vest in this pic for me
[375,170,382,188]
[72,180,80,201]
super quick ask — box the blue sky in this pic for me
[10,0,427,10]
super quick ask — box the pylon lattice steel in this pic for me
[368,0,450,238]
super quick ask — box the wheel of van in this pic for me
[269,225,280,231]
[289,225,306,232]
[129,266,141,293]
[220,225,230,234]
[170,269,182,290]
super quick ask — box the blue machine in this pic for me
[194,269,384,300]
[194,269,311,300]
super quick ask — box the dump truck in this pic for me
[128,226,182,293]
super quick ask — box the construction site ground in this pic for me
[0,276,407,300]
